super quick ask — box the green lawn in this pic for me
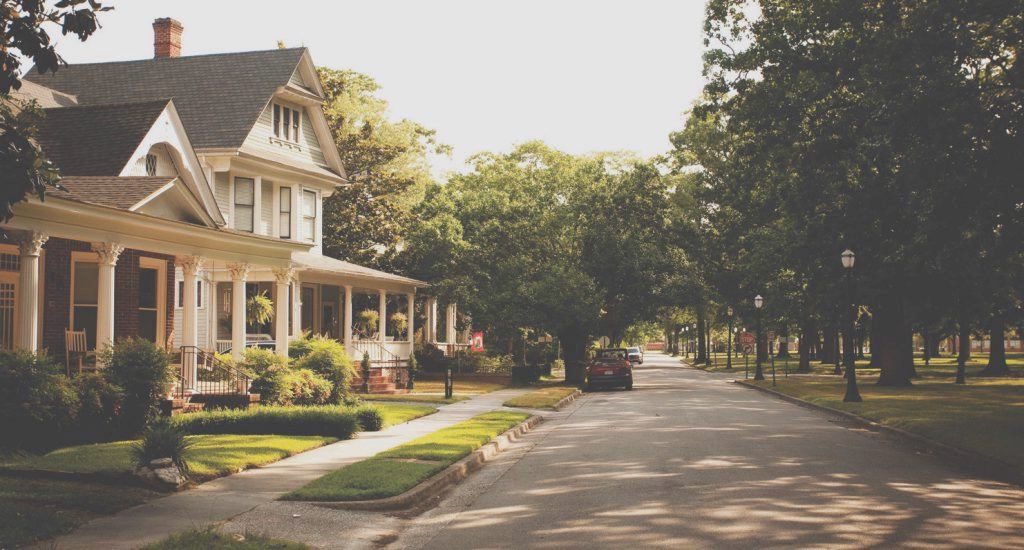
[374,403,440,426]
[503,386,577,409]
[362,393,469,405]
[144,529,307,549]
[2,435,336,481]
[745,374,1024,469]
[688,351,1024,378]
[284,411,530,501]
[0,474,157,548]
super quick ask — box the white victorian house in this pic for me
[1,18,461,403]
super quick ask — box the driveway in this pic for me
[394,352,1024,549]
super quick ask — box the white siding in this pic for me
[260,180,273,236]
[242,102,328,169]
[172,270,211,350]
[289,67,305,88]
[124,143,178,177]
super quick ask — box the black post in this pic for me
[843,268,862,402]
[744,347,749,379]
[445,366,454,399]
[726,314,733,370]
[771,351,776,386]
[754,309,765,381]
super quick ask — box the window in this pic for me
[145,154,157,176]
[301,189,317,243]
[282,107,291,139]
[234,177,255,232]
[292,110,300,141]
[71,259,99,350]
[273,104,281,137]
[279,186,292,238]
[272,103,301,143]
[138,267,158,342]
[176,280,203,308]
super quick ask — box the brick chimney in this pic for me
[153,18,183,58]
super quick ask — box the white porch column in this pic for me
[378,289,387,342]
[228,263,250,361]
[176,256,203,350]
[446,303,457,344]
[92,242,124,352]
[343,285,353,351]
[16,232,47,351]
[427,297,437,343]
[406,293,415,344]
[272,266,294,358]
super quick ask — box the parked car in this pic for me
[586,348,633,390]
[626,346,644,365]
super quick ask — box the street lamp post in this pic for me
[726,306,734,370]
[842,249,862,402]
[754,295,765,381]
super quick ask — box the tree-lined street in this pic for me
[396,353,1024,549]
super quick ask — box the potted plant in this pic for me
[358,309,379,339]
[390,312,408,340]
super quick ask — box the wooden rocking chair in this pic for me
[65,329,97,376]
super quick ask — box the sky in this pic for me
[43,0,708,176]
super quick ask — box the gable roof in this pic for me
[10,80,78,108]
[25,48,308,150]
[49,176,177,210]
[37,100,170,176]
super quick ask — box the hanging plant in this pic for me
[390,312,408,337]
[247,291,274,326]
[358,309,379,337]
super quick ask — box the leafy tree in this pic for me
[0,0,111,221]
[317,67,450,268]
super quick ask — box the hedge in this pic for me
[172,405,361,439]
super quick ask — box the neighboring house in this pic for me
[1,18,460,400]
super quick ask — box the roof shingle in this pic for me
[49,176,175,210]
[25,48,308,150]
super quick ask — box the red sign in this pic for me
[739,332,756,346]
[471,331,484,352]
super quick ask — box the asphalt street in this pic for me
[395,352,1024,549]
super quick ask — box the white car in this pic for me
[626,346,644,365]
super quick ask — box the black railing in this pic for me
[176,346,251,400]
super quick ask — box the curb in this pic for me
[309,414,544,511]
[550,389,582,410]
[734,380,1024,487]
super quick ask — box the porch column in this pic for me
[427,297,437,343]
[378,289,387,342]
[343,285,353,351]
[446,303,457,344]
[16,232,47,351]
[228,263,250,361]
[176,256,203,350]
[406,293,415,344]
[272,266,294,358]
[93,242,124,352]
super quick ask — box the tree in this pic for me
[317,67,450,268]
[1,0,111,221]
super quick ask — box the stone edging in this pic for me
[734,380,1024,487]
[551,389,582,410]
[308,414,544,511]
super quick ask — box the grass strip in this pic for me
[171,403,436,437]
[283,410,530,501]
[144,528,307,549]
[362,394,469,404]
[1,434,335,481]
[503,386,577,409]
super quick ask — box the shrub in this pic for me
[285,369,333,405]
[469,353,515,374]
[131,418,194,476]
[173,405,360,438]
[240,347,286,378]
[75,372,124,441]
[293,336,355,403]
[415,343,449,371]
[249,364,293,405]
[288,332,315,360]
[354,404,384,431]
[101,338,174,436]
[0,350,80,449]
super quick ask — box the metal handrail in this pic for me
[176,346,251,400]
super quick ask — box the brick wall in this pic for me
[42,237,176,357]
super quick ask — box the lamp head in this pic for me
[841,248,855,269]
[754,295,764,309]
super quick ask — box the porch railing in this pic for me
[350,340,410,366]
[176,346,251,399]
[440,342,471,358]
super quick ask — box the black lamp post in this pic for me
[754,295,765,380]
[726,306,734,370]
[842,249,862,402]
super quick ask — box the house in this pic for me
[2,18,463,401]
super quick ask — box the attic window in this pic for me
[273,103,301,143]
[145,154,157,176]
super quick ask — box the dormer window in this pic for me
[273,103,301,143]
[145,154,157,176]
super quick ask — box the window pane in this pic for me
[235,178,254,205]
[138,310,157,342]
[302,218,315,242]
[73,306,98,349]
[283,107,291,133]
[235,205,254,232]
[280,213,291,238]
[301,287,314,332]
[280,187,291,211]
[293,111,300,141]
[177,281,185,308]
[139,268,158,309]
[302,190,316,216]
[273,104,281,137]
[196,281,203,308]
[73,262,99,305]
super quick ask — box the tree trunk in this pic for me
[874,290,915,386]
[560,330,589,384]
[922,326,931,366]
[696,309,708,364]
[982,312,1010,376]
[821,327,836,364]
[808,319,820,360]
[956,315,970,384]
[928,335,940,358]
[777,324,791,358]
[798,317,812,373]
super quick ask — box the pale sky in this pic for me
[43,0,707,176]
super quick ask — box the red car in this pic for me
[586,348,634,391]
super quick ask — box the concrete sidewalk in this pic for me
[41,387,534,550]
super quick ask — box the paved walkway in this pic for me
[42,388,534,550]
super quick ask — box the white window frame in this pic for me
[175,279,205,310]
[272,101,302,144]
[301,188,318,244]
[233,176,255,232]
[279,185,292,239]
[138,257,167,344]
[70,251,99,348]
